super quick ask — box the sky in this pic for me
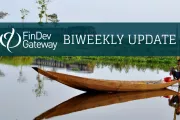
[1,0,180,22]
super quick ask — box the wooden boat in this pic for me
[32,67,180,92]
[34,89,178,120]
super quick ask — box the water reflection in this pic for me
[0,70,5,77]
[0,57,179,119]
[33,67,47,97]
[34,89,178,120]
[17,66,27,83]
[169,86,180,120]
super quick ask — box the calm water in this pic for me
[1,0,180,119]
[0,63,179,120]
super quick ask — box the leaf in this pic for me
[39,1,42,4]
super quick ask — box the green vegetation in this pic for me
[0,11,8,19]
[38,56,176,64]
[71,68,80,71]
[36,0,59,23]
[37,0,50,23]
[20,9,29,22]
[0,57,33,66]
[41,56,175,72]
[0,56,177,72]
[47,13,59,23]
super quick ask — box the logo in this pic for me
[0,28,21,53]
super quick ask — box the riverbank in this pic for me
[0,56,177,71]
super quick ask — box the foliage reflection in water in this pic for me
[0,57,180,120]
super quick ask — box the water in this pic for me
[0,63,179,120]
[1,0,180,119]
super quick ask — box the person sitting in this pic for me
[170,60,180,80]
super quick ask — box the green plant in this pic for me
[20,9,29,22]
[0,11,8,19]
[36,0,50,23]
[47,13,59,23]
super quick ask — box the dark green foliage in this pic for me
[0,11,8,19]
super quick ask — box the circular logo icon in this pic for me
[0,28,21,53]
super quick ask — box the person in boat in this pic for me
[170,60,180,80]
[169,93,180,115]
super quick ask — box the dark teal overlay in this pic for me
[0,23,179,56]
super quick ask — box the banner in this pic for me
[0,23,179,56]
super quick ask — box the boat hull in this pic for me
[33,67,180,92]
